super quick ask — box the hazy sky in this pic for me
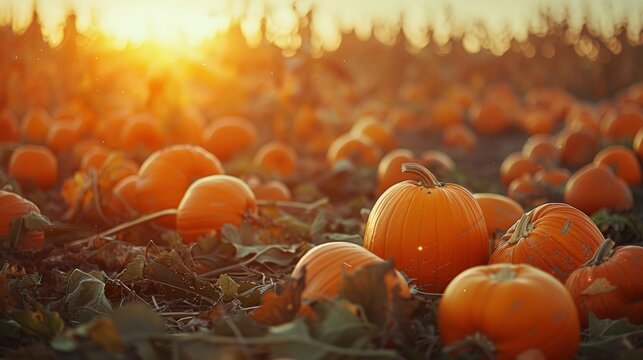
[1,0,641,54]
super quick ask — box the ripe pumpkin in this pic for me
[202,116,258,161]
[600,106,643,142]
[247,177,291,202]
[292,242,410,301]
[556,125,598,168]
[120,114,164,155]
[431,97,463,129]
[565,104,600,134]
[593,145,642,187]
[522,134,559,166]
[20,107,51,143]
[442,124,477,151]
[164,107,205,145]
[350,116,397,152]
[135,145,225,226]
[46,119,84,153]
[0,110,19,142]
[519,108,556,135]
[363,163,488,292]
[103,175,138,219]
[468,99,511,135]
[176,175,257,243]
[534,168,572,189]
[386,107,417,131]
[439,263,580,360]
[0,190,45,251]
[500,152,542,186]
[473,193,524,253]
[490,203,604,282]
[252,141,298,177]
[8,145,58,190]
[80,146,111,171]
[563,164,633,215]
[326,133,382,167]
[376,148,416,195]
[506,175,547,206]
[565,239,643,327]
[419,150,456,178]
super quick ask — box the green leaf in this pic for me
[579,315,643,359]
[310,298,376,349]
[64,269,113,324]
[217,274,239,301]
[221,224,306,266]
[117,254,146,283]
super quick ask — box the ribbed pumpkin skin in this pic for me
[292,242,410,300]
[490,203,603,282]
[176,175,257,244]
[363,169,488,292]
[565,241,643,327]
[439,263,580,360]
[135,145,224,227]
[0,191,45,251]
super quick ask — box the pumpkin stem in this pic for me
[443,331,496,359]
[583,238,615,267]
[401,162,442,188]
[491,265,517,281]
[508,211,533,244]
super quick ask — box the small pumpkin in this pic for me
[556,125,598,168]
[500,152,542,186]
[202,116,258,161]
[600,106,643,142]
[79,146,111,171]
[490,203,604,282]
[176,175,257,243]
[252,141,298,177]
[565,239,643,326]
[8,145,58,190]
[519,108,556,135]
[430,97,463,129]
[364,163,488,292]
[0,110,19,142]
[326,133,382,167]
[292,242,410,301]
[522,134,559,166]
[120,114,164,155]
[506,175,547,206]
[563,164,633,215]
[0,190,45,251]
[468,99,511,135]
[593,145,642,187]
[473,193,524,253]
[439,263,580,360]
[20,107,51,143]
[247,177,291,202]
[103,175,138,219]
[46,119,84,153]
[376,148,416,195]
[534,168,572,189]
[442,124,477,151]
[350,116,397,152]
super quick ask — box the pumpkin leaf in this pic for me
[309,298,377,349]
[117,254,147,284]
[111,303,167,360]
[220,223,308,266]
[217,274,239,301]
[578,314,643,359]
[251,271,305,326]
[64,269,113,323]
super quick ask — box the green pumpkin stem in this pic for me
[443,331,496,359]
[508,211,533,244]
[583,238,615,267]
[401,162,442,188]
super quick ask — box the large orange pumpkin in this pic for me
[202,116,258,161]
[490,203,604,282]
[252,141,298,177]
[563,164,633,215]
[375,148,416,195]
[565,239,643,327]
[363,163,488,292]
[176,175,257,243]
[473,193,524,253]
[8,145,58,190]
[135,145,225,226]
[292,242,410,301]
[439,263,580,360]
[593,145,642,187]
[0,190,45,251]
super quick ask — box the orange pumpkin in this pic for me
[0,110,19,142]
[120,114,164,155]
[20,107,51,143]
[376,148,416,195]
[468,100,511,135]
[490,203,604,282]
[431,97,463,129]
[350,116,397,152]
[0,190,45,251]
[565,104,601,134]
[326,133,382,167]
[593,145,642,187]
[202,116,258,161]
[439,263,580,360]
[634,128,643,160]
[247,178,291,202]
[442,124,477,151]
[522,134,559,165]
[519,108,556,135]
[363,163,488,292]
[564,164,633,215]
[419,150,456,178]
[252,141,298,177]
[292,242,410,301]
[506,175,548,206]
[80,146,111,171]
[534,168,572,189]
[176,175,257,243]
[165,107,205,145]
[556,125,599,168]
[500,152,543,186]
[94,111,130,148]
[473,193,524,253]
[103,175,138,219]
[386,107,417,131]
[8,145,58,190]
[600,106,643,142]
[135,145,225,226]
[46,119,84,153]
[565,239,643,326]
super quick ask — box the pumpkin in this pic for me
[386,107,417,131]
[247,177,291,202]
[46,119,84,153]
[490,203,604,282]
[135,145,224,226]
[165,107,205,145]
[519,108,556,135]
[120,114,164,155]
[565,104,600,134]
[522,134,559,165]
[252,141,298,177]
[556,125,598,168]
[0,110,19,142]
[593,145,642,187]
[565,239,643,326]
[80,146,111,171]
[326,133,382,167]
[103,175,138,219]
[419,150,456,178]
[293,106,322,140]
[8,145,58,190]
[202,116,257,161]
[176,175,257,243]
[0,190,45,251]
[20,107,51,143]
[473,193,524,253]
[376,148,416,195]
[506,175,547,206]
[499,152,542,186]
[600,106,643,142]
[94,111,130,148]
[442,124,477,151]
[563,164,633,215]
[363,163,488,292]
[292,241,410,301]
[634,128,643,160]
[350,116,397,152]
[534,168,572,189]
[431,97,463,129]
[468,99,511,134]
[439,263,580,360]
